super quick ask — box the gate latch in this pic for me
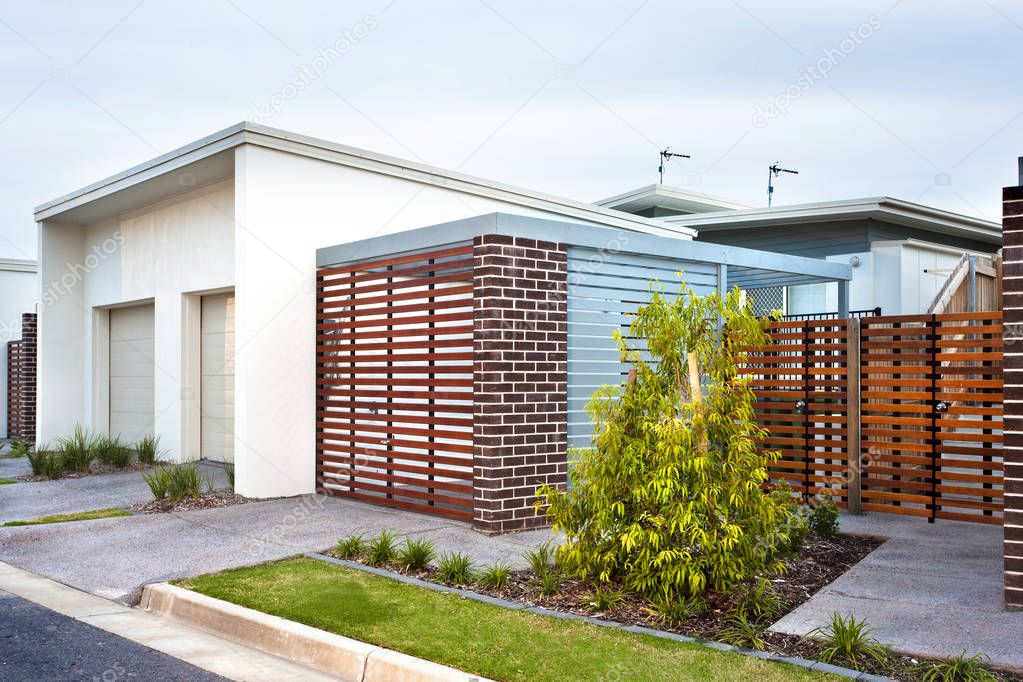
[794,399,807,414]
[934,401,949,414]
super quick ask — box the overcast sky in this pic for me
[1,0,1020,259]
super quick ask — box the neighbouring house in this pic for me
[33,122,849,529]
[598,186,1002,317]
[0,259,38,440]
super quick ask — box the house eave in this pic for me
[33,123,698,239]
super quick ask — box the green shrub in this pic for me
[366,531,399,566]
[919,650,997,682]
[587,585,625,613]
[27,448,65,479]
[56,424,98,473]
[648,596,706,626]
[135,434,161,465]
[141,466,171,500]
[734,579,783,622]
[537,284,795,601]
[476,562,512,590]
[142,462,207,502]
[806,613,888,671]
[538,570,562,597]
[436,552,474,584]
[336,534,365,560]
[524,542,557,577]
[719,613,768,650]
[807,495,840,537]
[779,506,810,554]
[7,439,30,458]
[95,435,134,468]
[397,538,436,571]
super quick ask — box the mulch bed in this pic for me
[130,490,252,514]
[329,533,1022,682]
[19,461,158,482]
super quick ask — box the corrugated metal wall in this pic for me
[566,247,719,449]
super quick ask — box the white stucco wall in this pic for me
[37,181,234,454]
[233,145,614,497]
[0,266,38,438]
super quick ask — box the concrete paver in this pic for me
[772,512,1023,672]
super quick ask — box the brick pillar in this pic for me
[1003,182,1023,609]
[18,312,36,444]
[473,234,568,533]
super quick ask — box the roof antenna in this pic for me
[658,147,691,184]
[767,162,798,206]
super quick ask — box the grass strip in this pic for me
[2,508,132,527]
[0,477,15,484]
[180,557,835,682]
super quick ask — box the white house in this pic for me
[32,123,724,498]
[0,258,37,439]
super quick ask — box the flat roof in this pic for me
[596,184,751,214]
[662,196,1002,244]
[34,123,697,240]
[317,212,851,290]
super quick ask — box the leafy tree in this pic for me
[537,283,796,601]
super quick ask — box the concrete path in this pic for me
[0,561,335,681]
[0,493,552,603]
[0,461,230,524]
[772,512,1023,672]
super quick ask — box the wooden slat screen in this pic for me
[316,244,475,521]
[860,311,1003,524]
[6,340,21,438]
[744,319,851,505]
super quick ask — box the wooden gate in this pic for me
[316,244,475,520]
[860,312,1003,524]
[746,312,1004,524]
[744,319,851,505]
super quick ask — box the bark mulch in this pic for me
[130,490,251,514]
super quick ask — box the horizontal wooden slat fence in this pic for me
[746,312,1004,525]
[316,244,475,521]
[6,340,21,438]
[743,319,851,505]
[860,311,1003,524]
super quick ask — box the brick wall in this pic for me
[5,313,36,442]
[472,234,568,533]
[1003,184,1023,609]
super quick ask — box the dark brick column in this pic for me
[1003,182,1023,609]
[18,312,36,443]
[472,234,568,534]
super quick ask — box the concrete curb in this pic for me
[306,552,893,682]
[141,583,491,682]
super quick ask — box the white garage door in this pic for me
[201,293,235,462]
[109,304,155,442]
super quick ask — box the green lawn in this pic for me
[180,557,835,682]
[0,477,15,484]
[2,508,131,526]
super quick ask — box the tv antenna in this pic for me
[767,162,798,206]
[658,147,691,184]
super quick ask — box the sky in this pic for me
[0,0,1021,260]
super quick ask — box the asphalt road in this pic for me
[0,590,226,681]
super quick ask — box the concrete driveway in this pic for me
[0,493,552,603]
[0,462,230,525]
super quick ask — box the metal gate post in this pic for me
[846,317,862,514]
[928,313,939,524]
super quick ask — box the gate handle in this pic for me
[934,401,949,414]
[794,399,807,414]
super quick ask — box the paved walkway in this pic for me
[0,461,230,524]
[0,493,551,603]
[773,512,1023,672]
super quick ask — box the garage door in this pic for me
[201,293,235,462]
[109,304,155,441]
